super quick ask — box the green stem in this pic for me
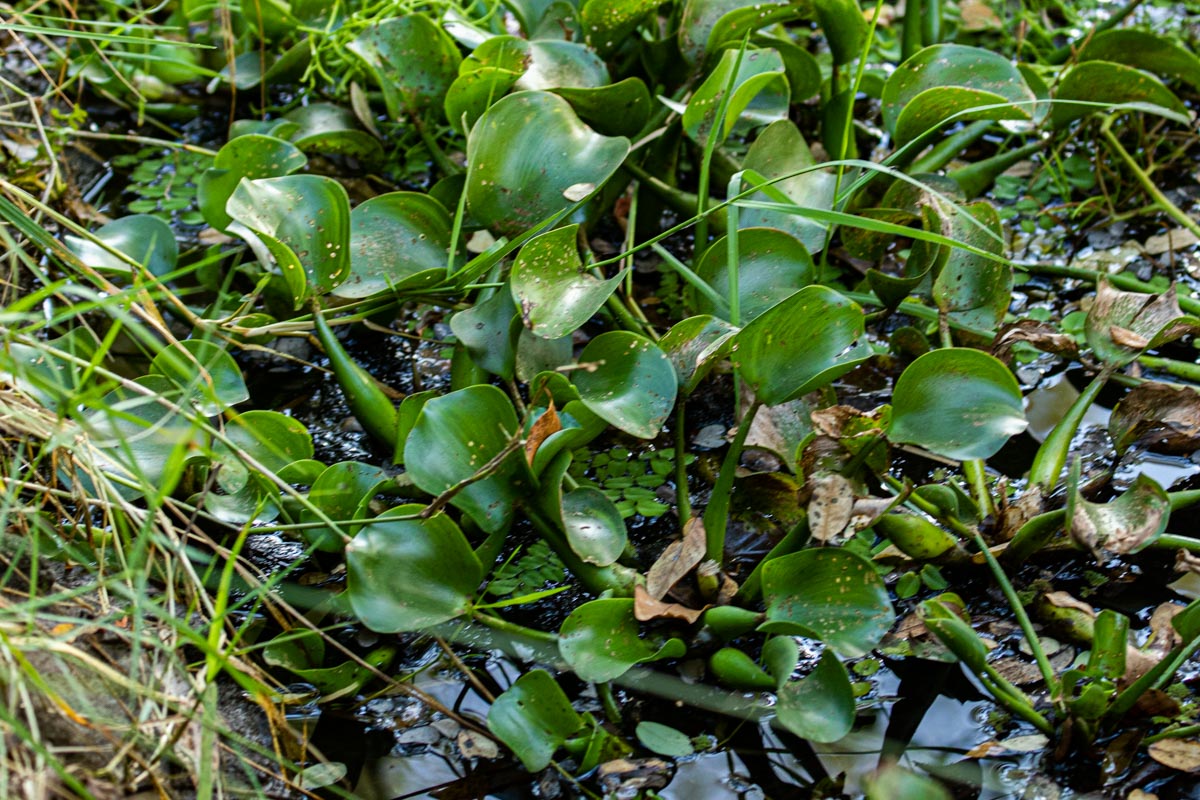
[1136,355,1200,383]
[674,402,693,526]
[921,0,941,45]
[964,459,995,519]
[908,120,993,175]
[1101,122,1200,241]
[472,610,560,645]
[901,0,924,62]
[703,400,762,563]
[948,139,1048,199]
[695,40,750,257]
[1027,371,1109,492]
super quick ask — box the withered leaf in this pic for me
[633,585,704,624]
[1149,738,1200,773]
[808,472,855,543]
[1069,475,1169,558]
[991,319,1080,364]
[645,518,706,600]
[524,401,561,466]
[1110,382,1200,455]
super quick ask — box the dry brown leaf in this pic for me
[524,401,561,466]
[457,729,500,760]
[1144,228,1200,255]
[808,472,855,543]
[645,518,706,600]
[991,319,1079,364]
[1110,382,1200,455]
[959,0,1002,30]
[1111,326,1150,349]
[633,585,705,624]
[1149,738,1200,772]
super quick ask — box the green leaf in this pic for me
[762,635,799,687]
[342,192,455,298]
[931,202,1011,330]
[444,67,522,134]
[1069,474,1169,558]
[450,288,521,380]
[466,91,630,235]
[866,765,953,800]
[694,227,814,322]
[1050,61,1189,129]
[635,721,694,757]
[679,0,793,64]
[226,175,351,307]
[581,0,659,54]
[347,15,462,120]
[213,410,314,493]
[888,348,1027,460]
[734,286,871,406]
[919,596,989,673]
[561,486,628,566]
[511,224,625,339]
[283,103,384,164]
[1078,30,1200,92]
[660,315,737,395]
[346,505,482,632]
[487,670,583,772]
[707,3,811,56]
[776,649,854,742]
[760,548,895,657]
[197,135,306,231]
[149,339,249,416]
[737,121,835,253]
[553,78,653,138]
[64,215,177,277]
[683,48,788,147]
[404,385,530,533]
[559,598,686,682]
[300,461,391,553]
[882,45,1036,144]
[517,40,609,91]
[813,0,867,66]
[574,332,677,439]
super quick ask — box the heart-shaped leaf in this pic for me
[559,598,686,682]
[683,47,788,146]
[450,288,521,380]
[404,385,530,533]
[581,0,659,55]
[341,192,455,298]
[694,227,814,322]
[553,78,653,138]
[226,175,351,307]
[212,410,314,493]
[760,548,895,657]
[487,670,583,772]
[889,348,1027,460]
[511,224,625,339]
[734,286,871,406]
[931,202,1011,330]
[65,215,177,277]
[560,486,628,566]
[775,649,854,742]
[283,103,384,164]
[737,120,835,253]
[882,45,1037,144]
[1078,30,1200,92]
[149,339,249,416]
[516,40,609,91]
[347,15,462,119]
[466,91,630,235]
[812,0,867,66]
[197,135,307,231]
[300,461,391,553]
[445,67,523,133]
[574,332,677,439]
[1050,61,1189,129]
[346,505,482,632]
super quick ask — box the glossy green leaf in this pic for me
[346,505,482,632]
[1078,29,1200,91]
[888,349,1027,460]
[919,596,989,673]
[679,0,791,64]
[737,120,835,253]
[559,598,687,682]
[347,15,462,119]
[517,40,609,91]
[213,410,314,493]
[683,48,788,146]
[283,103,384,164]
[1069,473,1169,557]
[813,0,867,66]
[574,332,677,439]
[511,224,624,339]
[882,45,1036,144]
[487,670,583,772]
[342,192,455,298]
[1085,280,1200,368]
[0,329,99,412]
[734,286,871,406]
[65,215,177,277]
[444,67,522,134]
[465,91,630,235]
[582,0,659,54]
[404,385,530,532]
[226,175,351,307]
[760,548,895,657]
[660,315,737,395]
[635,721,694,757]
[706,3,809,55]
[1050,61,1189,129]
[931,202,1010,330]
[197,135,307,231]
[776,649,854,742]
[553,78,653,138]
[300,461,391,553]
[762,635,799,687]
[561,486,628,566]
[149,339,249,416]
[694,227,814,322]
[450,288,520,380]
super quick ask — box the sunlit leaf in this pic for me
[65,215,177,277]
[511,224,625,339]
[348,15,462,120]
[574,332,677,439]
[559,598,686,682]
